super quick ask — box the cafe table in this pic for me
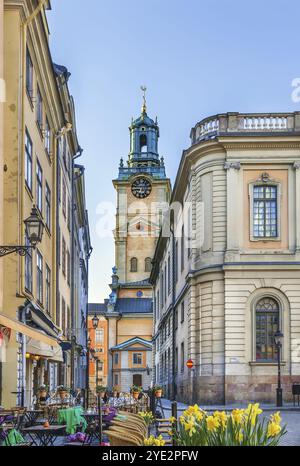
[21,424,66,446]
[24,410,44,427]
[57,407,87,435]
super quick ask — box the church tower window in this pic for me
[130,257,138,272]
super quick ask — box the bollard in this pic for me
[171,401,177,447]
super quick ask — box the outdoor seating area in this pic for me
[0,389,151,447]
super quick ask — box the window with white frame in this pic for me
[44,117,51,154]
[45,183,51,230]
[25,130,33,191]
[255,297,279,362]
[133,353,142,365]
[45,265,51,314]
[252,184,279,239]
[95,328,104,344]
[36,250,43,303]
[36,160,43,214]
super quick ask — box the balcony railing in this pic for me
[190,112,300,144]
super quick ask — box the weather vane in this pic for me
[140,85,147,113]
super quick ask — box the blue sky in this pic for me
[47,0,300,302]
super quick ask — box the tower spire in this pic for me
[140,85,147,114]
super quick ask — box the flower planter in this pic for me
[132,391,139,400]
[59,391,68,400]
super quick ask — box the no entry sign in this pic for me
[186,359,194,369]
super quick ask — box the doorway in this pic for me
[132,374,142,387]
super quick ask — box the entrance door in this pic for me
[133,374,142,387]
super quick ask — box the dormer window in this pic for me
[140,134,147,153]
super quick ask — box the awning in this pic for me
[0,313,59,347]
[26,337,63,362]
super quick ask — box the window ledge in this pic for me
[249,361,286,367]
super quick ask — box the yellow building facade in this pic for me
[0,0,89,408]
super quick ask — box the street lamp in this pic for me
[92,314,99,330]
[274,330,284,407]
[0,206,44,257]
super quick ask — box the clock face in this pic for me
[131,178,152,199]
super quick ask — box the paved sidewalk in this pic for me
[158,398,300,446]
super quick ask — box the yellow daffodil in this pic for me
[144,435,165,446]
[195,411,204,422]
[245,403,263,426]
[206,415,220,432]
[236,431,243,443]
[267,421,281,438]
[231,409,245,425]
[214,411,228,428]
[184,419,196,437]
[270,411,281,425]
[169,416,177,424]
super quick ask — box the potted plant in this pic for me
[96,385,107,398]
[38,385,48,399]
[112,386,118,397]
[153,385,163,398]
[131,385,142,400]
[57,385,70,400]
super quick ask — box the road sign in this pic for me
[186,359,194,369]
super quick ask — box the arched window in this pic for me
[130,257,138,272]
[140,134,147,153]
[255,297,279,361]
[145,257,152,272]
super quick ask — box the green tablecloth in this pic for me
[3,429,25,446]
[57,407,87,435]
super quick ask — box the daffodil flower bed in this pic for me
[144,404,286,446]
[144,434,165,446]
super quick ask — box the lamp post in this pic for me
[274,330,284,407]
[0,206,44,256]
[85,314,99,408]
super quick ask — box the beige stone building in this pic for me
[151,112,300,404]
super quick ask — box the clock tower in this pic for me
[113,95,171,287]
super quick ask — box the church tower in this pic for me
[97,91,171,392]
[113,91,171,288]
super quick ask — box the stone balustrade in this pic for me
[190,111,300,144]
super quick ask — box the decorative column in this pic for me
[224,161,242,261]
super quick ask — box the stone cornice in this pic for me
[221,142,300,150]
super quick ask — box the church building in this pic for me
[89,94,170,392]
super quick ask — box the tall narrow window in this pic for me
[66,249,70,286]
[44,117,51,154]
[175,240,178,283]
[167,255,171,295]
[56,292,60,328]
[181,342,185,372]
[95,328,104,344]
[26,48,33,99]
[36,250,43,304]
[45,265,51,314]
[67,197,71,231]
[45,183,51,230]
[25,235,32,293]
[145,257,152,272]
[256,297,279,361]
[140,134,147,153]
[36,85,43,128]
[253,185,278,238]
[62,237,66,276]
[130,257,138,272]
[25,130,33,191]
[62,298,66,335]
[62,179,66,218]
[181,225,185,272]
[181,301,185,323]
[36,160,43,214]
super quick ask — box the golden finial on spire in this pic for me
[140,85,147,114]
